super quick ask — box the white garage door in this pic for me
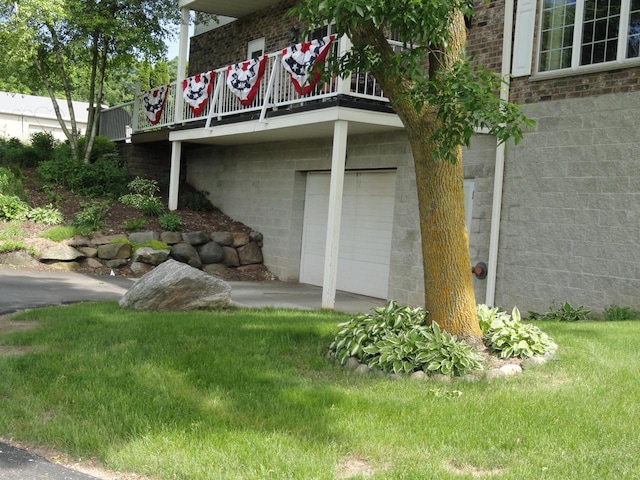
[300,170,396,299]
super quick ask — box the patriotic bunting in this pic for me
[183,70,214,116]
[141,85,169,125]
[226,56,268,106]
[282,35,336,95]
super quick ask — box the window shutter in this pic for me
[512,0,537,77]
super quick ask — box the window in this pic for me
[539,0,640,72]
[247,38,265,60]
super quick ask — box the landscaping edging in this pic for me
[1,229,273,279]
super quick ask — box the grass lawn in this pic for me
[1,303,639,479]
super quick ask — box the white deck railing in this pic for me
[100,41,391,141]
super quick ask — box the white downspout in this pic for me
[485,0,515,307]
[168,7,190,212]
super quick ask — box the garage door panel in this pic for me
[300,171,396,298]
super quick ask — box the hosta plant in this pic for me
[478,304,555,359]
[329,301,483,376]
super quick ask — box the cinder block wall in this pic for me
[496,91,640,313]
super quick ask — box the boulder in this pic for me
[210,232,234,246]
[249,231,263,243]
[119,259,231,311]
[82,258,103,269]
[237,242,263,265]
[0,251,40,267]
[128,231,160,244]
[76,246,98,258]
[130,261,154,275]
[132,247,170,266]
[170,243,202,268]
[232,232,250,248]
[98,242,132,260]
[198,241,225,264]
[39,244,84,262]
[203,264,227,276]
[92,234,127,246]
[160,231,183,245]
[182,231,209,246]
[222,246,240,267]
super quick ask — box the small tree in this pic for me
[291,0,532,342]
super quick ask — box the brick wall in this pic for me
[189,0,297,75]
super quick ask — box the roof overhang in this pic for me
[179,0,282,17]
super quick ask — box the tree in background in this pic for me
[0,0,181,162]
[291,0,533,342]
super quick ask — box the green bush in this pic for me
[0,167,25,198]
[158,212,183,231]
[26,205,64,225]
[122,218,147,232]
[478,305,555,359]
[70,200,110,235]
[30,132,56,164]
[0,240,37,256]
[528,302,591,322]
[0,194,30,221]
[329,301,483,376]
[36,153,127,198]
[603,305,640,321]
[77,135,117,162]
[119,177,165,216]
[181,190,213,212]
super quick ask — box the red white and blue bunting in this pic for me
[226,56,268,106]
[183,70,214,116]
[282,35,336,95]
[141,85,169,125]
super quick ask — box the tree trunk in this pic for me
[349,11,482,342]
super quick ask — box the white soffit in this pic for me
[179,0,281,17]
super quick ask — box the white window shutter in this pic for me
[512,0,537,77]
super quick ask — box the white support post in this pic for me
[169,141,182,211]
[173,7,190,124]
[322,120,349,310]
[336,34,352,95]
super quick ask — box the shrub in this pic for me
[329,301,483,376]
[0,167,24,198]
[158,212,183,231]
[0,194,30,221]
[30,132,56,163]
[0,240,37,256]
[181,190,213,212]
[122,218,147,232]
[603,305,640,321]
[478,305,555,359]
[70,200,110,235]
[26,205,64,225]
[528,302,591,322]
[119,177,165,216]
[77,135,117,162]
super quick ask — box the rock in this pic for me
[210,232,234,246]
[119,259,231,311]
[106,258,128,268]
[92,235,127,246]
[203,264,227,276]
[48,261,80,271]
[82,258,103,269]
[232,232,250,248]
[222,246,240,267]
[410,370,428,381]
[522,355,547,369]
[0,251,40,267]
[182,231,209,246]
[499,364,522,376]
[345,357,361,371]
[431,373,452,382]
[355,364,371,375]
[130,261,154,275]
[236,264,268,273]
[132,247,170,266]
[160,231,183,245]
[237,242,263,265]
[170,243,202,268]
[197,241,225,264]
[97,243,132,260]
[39,244,84,261]
[76,246,98,258]
[249,231,263,243]
[128,231,159,244]
[67,236,92,248]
